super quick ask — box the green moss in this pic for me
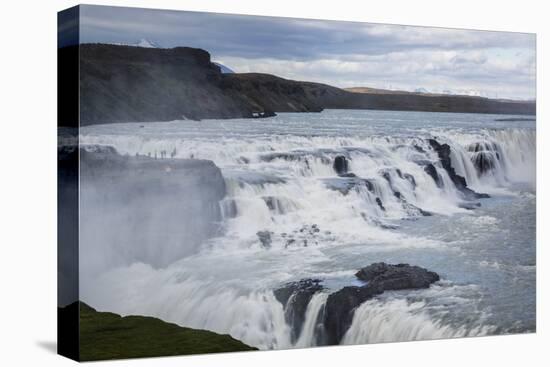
[78,302,256,361]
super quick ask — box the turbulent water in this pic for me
[79,109,536,349]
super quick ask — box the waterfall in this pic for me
[78,113,535,350]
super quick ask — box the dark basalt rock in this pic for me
[467,142,503,177]
[413,145,426,153]
[322,285,382,345]
[403,173,417,188]
[274,279,325,343]
[471,152,497,174]
[466,141,499,153]
[355,262,440,289]
[427,138,490,200]
[424,163,442,188]
[375,197,385,211]
[333,155,350,176]
[275,263,440,346]
[363,179,375,192]
[322,263,440,345]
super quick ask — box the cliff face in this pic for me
[77,44,258,123]
[78,145,226,274]
[64,44,535,126]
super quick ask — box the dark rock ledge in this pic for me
[274,262,440,346]
[427,138,490,200]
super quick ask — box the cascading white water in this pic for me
[439,128,536,190]
[342,298,493,344]
[294,292,329,348]
[79,110,536,350]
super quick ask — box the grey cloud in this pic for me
[75,5,536,100]
[79,5,535,60]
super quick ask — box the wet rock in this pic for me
[424,163,442,188]
[283,224,323,248]
[274,279,325,343]
[322,263,440,345]
[427,138,490,200]
[413,145,426,153]
[355,262,440,289]
[323,285,382,345]
[256,231,273,249]
[403,173,417,188]
[471,151,498,175]
[375,197,385,211]
[363,179,375,192]
[333,155,350,176]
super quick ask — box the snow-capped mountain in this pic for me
[134,38,159,48]
[213,62,235,74]
[111,38,160,48]
[414,86,498,99]
[414,87,430,94]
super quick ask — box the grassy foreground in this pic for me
[77,302,256,361]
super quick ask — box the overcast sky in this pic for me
[73,5,536,100]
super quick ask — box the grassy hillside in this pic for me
[64,302,256,361]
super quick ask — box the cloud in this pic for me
[76,5,536,100]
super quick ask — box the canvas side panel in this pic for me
[57,5,80,362]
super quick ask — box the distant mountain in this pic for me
[213,62,234,74]
[59,43,536,126]
[347,86,510,101]
[414,87,430,94]
[135,38,160,48]
[111,38,160,48]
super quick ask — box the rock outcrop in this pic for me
[355,262,440,288]
[274,263,440,346]
[274,279,325,343]
[322,263,439,345]
[333,155,350,176]
[427,138,490,200]
[467,141,503,176]
[78,145,226,271]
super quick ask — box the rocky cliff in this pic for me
[61,44,535,126]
